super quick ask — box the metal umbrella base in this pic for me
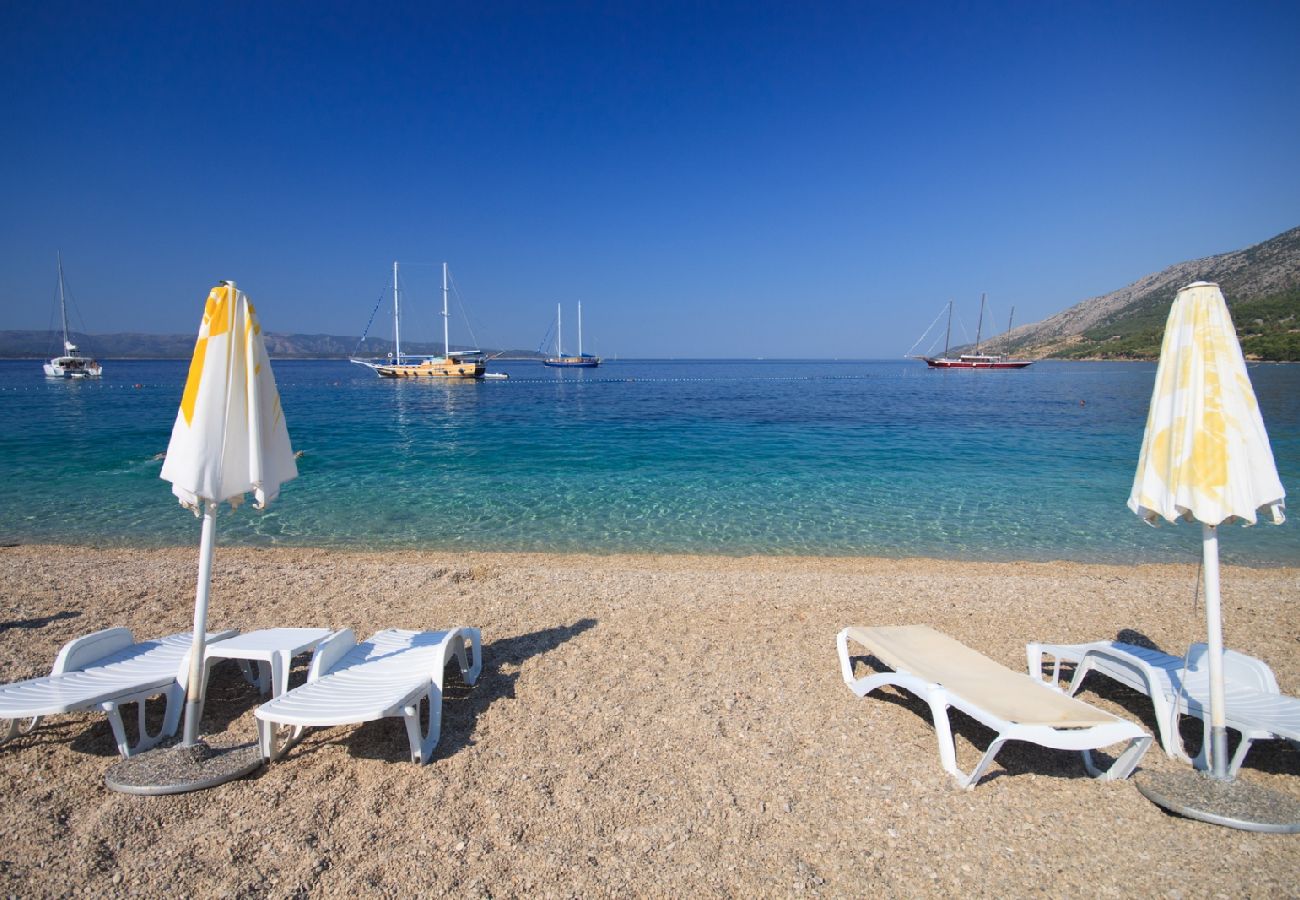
[105,739,262,796]
[1135,769,1300,833]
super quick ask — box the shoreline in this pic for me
[2,544,1298,895]
[3,537,1296,571]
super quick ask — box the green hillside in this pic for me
[1055,286,1300,360]
[982,225,1300,361]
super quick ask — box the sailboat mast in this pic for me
[557,303,563,357]
[442,262,450,359]
[57,252,70,351]
[578,301,583,357]
[974,292,986,355]
[943,300,953,357]
[1008,306,1015,333]
[392,261,401,363]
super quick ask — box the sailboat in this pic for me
[916,294,1033,369]
[350,261,485,379]
[43,254,102,378]
[543,302,602,368]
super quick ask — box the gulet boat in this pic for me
[915,294,1033,369]
[543,301,601,368]
[351,262,486,379]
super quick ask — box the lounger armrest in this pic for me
[308,629,357,681]
[51,627,135,675]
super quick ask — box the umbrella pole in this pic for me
[1201,523,1230,779]
[181,501,218,747]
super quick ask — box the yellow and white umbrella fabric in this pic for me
[1129,281,1285,528]
[161,281,297,513]
[161,281,297,745]
[1127,281,1285,778]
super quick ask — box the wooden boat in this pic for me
[351,262,485,379]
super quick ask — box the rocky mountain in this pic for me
[0,330,543,360]
[971,225,1300,361]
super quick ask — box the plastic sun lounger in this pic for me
[0,627,238,757]
[1028,640,1300,777]
[254,627,482,765]
[837,625,1152,789]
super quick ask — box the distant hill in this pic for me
[970,225,1300,361]
[0,330,544,360]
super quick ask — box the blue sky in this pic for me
[3,2,1297,358]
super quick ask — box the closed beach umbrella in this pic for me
[161,281,297,745]
[1128,280,1285,779]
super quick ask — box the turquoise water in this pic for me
[1,358,1297,564]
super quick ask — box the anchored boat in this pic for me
[43,254,102,378]
[543,302,601,368]
[914,294,1033,369]
[351,261,486,379]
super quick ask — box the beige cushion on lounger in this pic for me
[845,625,1117,728]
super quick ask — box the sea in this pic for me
[1,358,1297,566]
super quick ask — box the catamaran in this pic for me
[543,301,601,368]
[914,294,1033,369]
[43,254,102,378]
[351,261,486,379]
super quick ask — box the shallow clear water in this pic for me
[1,358,1296,564]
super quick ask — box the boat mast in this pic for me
[557,303,563,357]
[974,292,986,355]
[578,301,583,357]
[57,252,71,353]
[442,262,450,359]
[392,261,401,363]
[943,300,953,357]
[1007,306,1015,333]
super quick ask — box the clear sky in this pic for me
[3,1,1298,358]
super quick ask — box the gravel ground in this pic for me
[0,544,1297,897]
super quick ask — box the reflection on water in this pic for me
[0,358,1296,564]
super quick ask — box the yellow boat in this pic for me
[351,261,486,380]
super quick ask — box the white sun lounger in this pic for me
[0,627,237,757]
[837,625,1152,788]
[254,627,482,765]
[1028,640,1300,776]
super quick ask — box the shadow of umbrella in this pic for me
[322,619,600,765]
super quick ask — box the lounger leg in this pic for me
[102,702,133,757]
[922,686,1006,789]
[258,718,279,762]
[0,717,41,745]
[131,696,170,754]
[1227,735,1254,777]
[160,682,185,739]
[1082,735,1153,780]
[402,683,443,765]
[923,688,963,782]
[1025,643,1061,684]
[963,739,1008,789]
[457,629,483,686]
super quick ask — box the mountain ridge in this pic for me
[970,225,1300,361]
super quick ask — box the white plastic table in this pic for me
[202,628,332,699]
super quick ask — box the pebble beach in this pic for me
[1,544,1297,896]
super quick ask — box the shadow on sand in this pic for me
[0,610,81,633]
[843,649,1140,785]
[309,619,599,765]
